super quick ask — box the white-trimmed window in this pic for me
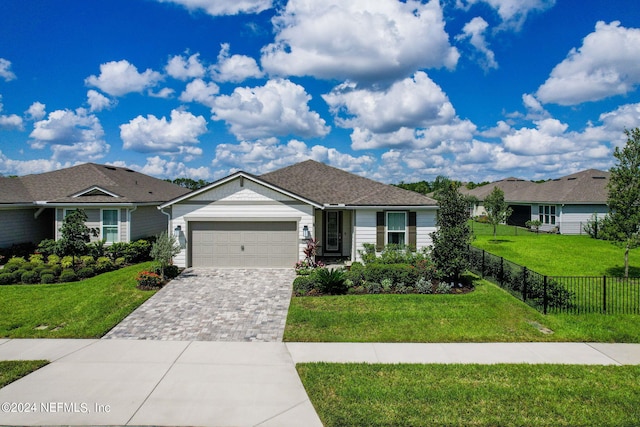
[386,211,406,245]
[102,209,119,243]
[538,205,556,225]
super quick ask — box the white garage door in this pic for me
[190,221,298,268]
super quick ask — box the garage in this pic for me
[189,221,298,268]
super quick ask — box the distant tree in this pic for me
[430,181,471,282]
[167,178,210,190]
[58,209,98,268]
[600,128,640,278]
[465,181,490,190]
[484,187,513,240]
[150,231,181,279]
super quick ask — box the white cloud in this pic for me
[85,60,162,97]
[166,53,206,81]
[115,156,212,180]
[179,78,220,108]
[148,87,175,98]
[0,58,16,81]
[211,43,263,83]
[0,151,62,176]
[29,108,108,162]
[154,0,272,16]
[502,118,579,156]
[120,109,207,159]
[212,139,375,177]
[457,0,555,30]
[261,0,459,83]
[25,101,46,120]
[0,94,23,130]
[456,16,498,71]
[323,72,456,134]
[211,78,330,140]
[536,21,640,105]
[86,90,115,112]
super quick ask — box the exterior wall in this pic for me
[558,204,609,235]
[55,207,132,243]
[315,210,353,257]
[0,208,53,248]
[170,177,314,267]
[130,205,167,240]
[352,209,437,262]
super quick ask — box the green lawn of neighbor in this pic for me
[470,221,640,277]
[298,363,640,427]
[0,262,157,338]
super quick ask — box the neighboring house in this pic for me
[160,160,439,268]
[460,178,536,224]
[462,169,610,234]
[0,163,190,248]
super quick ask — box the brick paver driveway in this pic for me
[104,268,296,342]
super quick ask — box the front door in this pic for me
[325,211,341,252]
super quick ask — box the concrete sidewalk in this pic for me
[1,339,640,426]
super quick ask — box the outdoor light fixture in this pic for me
[303,225,311,239]
[174,225,182,237]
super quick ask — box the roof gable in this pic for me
[72,186,121,198]
[260,160,437,206]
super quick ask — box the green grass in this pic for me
[0,262,157,338]
[297,363,640,427]
[284,279,640,342]
[0,360,48,388]
[471,221,640,277]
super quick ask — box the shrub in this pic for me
[364,281,383,294]
[381,278,393,293]
[435,282,453,294]
[126,239,152,263]
[11,270,25,282]
[358,243,378,265]
[136,271,163,290]
[394,283,412,294]
[80,255,95,267]
[0,243,37,262]
[49,264,62,276]
[59,269,78,283]
[60,256,74,269]
[362,263,422,286]
[95,257,115,273]
[39,269,55,279]
[29,254,45,265]
[105,242,128,261]
[345,262,365,286]
[315,268,347,295]
[21,270,40,284]
[37,239,62,257]
[6,257,26,267]
[3,262,23,273]
[77,267,95,279]
[47,254,60,265]
[0,273,16,285]
[40,274,56,284]
[115,257,126,267]
[87,239,106,258]
[20,262,35,271]
[158,264,180,280]
[293,275,316,296]
[415,277,433,294]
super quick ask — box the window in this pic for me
[538,205,556,225]
[386,212,406,245]
[102,209,119,243]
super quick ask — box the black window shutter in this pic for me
[376,211,385,251]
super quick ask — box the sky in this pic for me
[1,0,640,184]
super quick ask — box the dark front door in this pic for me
[325,211,341,253]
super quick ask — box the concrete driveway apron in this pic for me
[104,268,296,342]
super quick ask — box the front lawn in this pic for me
[298,363,640,427]
[284,279,640,342]
[471,222,640,276]
[0,360,49,388]
[0,262,157,338]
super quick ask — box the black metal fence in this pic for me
[468,246,640,315]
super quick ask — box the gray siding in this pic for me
[560,204,609,235]
[131,206,168,240]
[0,208,53,248]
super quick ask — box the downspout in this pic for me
[160,207,172,235]
[128,206,137,242]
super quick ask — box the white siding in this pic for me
[170,177,314,267]
[416,210,437,250]
[559,204,609,235]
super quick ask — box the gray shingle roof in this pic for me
[260,160,437,206]
[462,169,610,204]
[0,163,190,205]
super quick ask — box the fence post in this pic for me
[543,276,548,315]
[602,276,607,314]
[481,250,485,278]
[522,267,528,302]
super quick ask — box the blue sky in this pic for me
[1,0,640,183]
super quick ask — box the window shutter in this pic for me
[376,212,385,251]
[408,211,417,249]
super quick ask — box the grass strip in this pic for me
[0,262,157,338]
[297,363,640,427]
[0,360,49,388]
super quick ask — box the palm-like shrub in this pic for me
[315,268,347,295]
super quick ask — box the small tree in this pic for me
[526,219,542,234]
[484,187,512,240]
[58,209,98,268]
[430,180,472,282]
[150,231,181,279]
[601,128,640,277]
